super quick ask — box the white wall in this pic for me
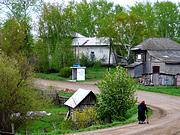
[74,46,115,64]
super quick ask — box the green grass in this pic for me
[18,106,68,134]
[138,85,180,96]
[34,67,114,82]
[17,104,152,135]
[44,105,152,135]
[58,91,74,98]
[85,67,109,81]
[34,73,68,81]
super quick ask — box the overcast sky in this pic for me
[44,0,180,7]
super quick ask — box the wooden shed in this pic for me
[64,88,96,119]
[127,38,180,86]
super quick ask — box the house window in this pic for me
[137,54,142,60]
[153,66,160,73]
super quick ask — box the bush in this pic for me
[80,54,103,67]
[96,66,137,122]
[93,60,102,68]
[59,67,71,78]
[72,107,97,129]
[60,119,75,130]
[80,53,94,67]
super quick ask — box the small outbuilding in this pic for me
[64,88,96,119]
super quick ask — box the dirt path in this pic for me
[34,79,180,135]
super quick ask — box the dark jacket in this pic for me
[138,102,148,121]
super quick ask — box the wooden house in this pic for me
[126,38,180,85]
[64,88,96,118]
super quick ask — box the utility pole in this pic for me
[77,42,80,64]
[108,38,112,71]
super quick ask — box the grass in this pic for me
[49,105,152,135]
[17,104,151,135]
[138,85,180,96]
[18,106,68,134]
[34,73,68,81]
[34,67,113,82]
[58,91,74,98]
[85,67,109,81]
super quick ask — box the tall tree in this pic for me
[0,18,27,56]
[0,0,41,20]
[154,1,179,38]
[130,2,157,38]
[36,3,75,72]
[0,53,47,132]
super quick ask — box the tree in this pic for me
[0,18,27,56]
[130,2,157,38]
[35,3,75,72]
[154,2,179,39]
[96,66,136,122]
[0,0,41,20]
[0,53,47,131]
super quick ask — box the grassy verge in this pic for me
[58,91,74,98]
[138,85,180,96]
[17,106,68,134]
[46,106,152,135]
[34,67,113,82]
[17,104,152,135]
[34,73,68,81]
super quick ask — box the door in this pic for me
[153,66,160,73]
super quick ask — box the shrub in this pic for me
[93,60,102,68]
[80,53,94,67]
[59,67,71,78]
[60,119,75,130]
[73,107,97,129]
[96,66,137,122]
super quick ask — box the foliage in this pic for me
[72,107,98,129]
[0,53,48,131]
[34,73,66,81]
[59,67,71,78]
[35,67,109,81]
[18,103,152,134]
[35,4,75,72]
[138,85,180,96]
[154,2,179,38]
[58,91,74,98]
[0,0,41,21]
[33,39,49,72]
[60,119,75,131]
[80,53,94,67]
[18,105,68,134]
[0,18,28,56]
[96,66,136,122]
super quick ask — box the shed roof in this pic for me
[64,88,94,108]
[148,51,180,63]
[132,38,180,51]
[125,62,142,68]
[72,33,109,47]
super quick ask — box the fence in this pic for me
[141,73,175,86]
[40,90,69,105]
[0,124,15,135]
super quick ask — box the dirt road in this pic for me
[34,79,180,135]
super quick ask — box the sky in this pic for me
[44,0,180,7]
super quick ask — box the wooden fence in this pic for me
[40,90,68,105]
